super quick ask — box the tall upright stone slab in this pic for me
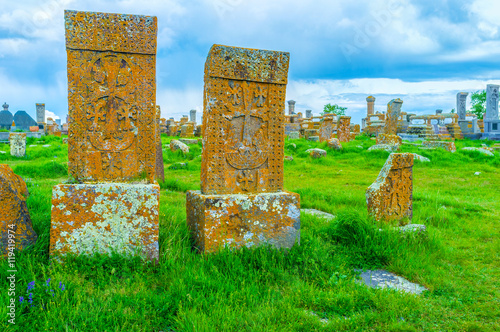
[456,92,468,120]
[36,103,45,124]
[65,10,157,183]
[50,10,160,262]
[288,100,296,115]
[318,114,335,142]
[187,44,300,253]
[366,153,413,225]
[337,116,351,142]
[384,98,403,135]
[366,96,375,116]
[190,109,197,124]
[305,109,312,119]
[0,165,38,258]
[484,84,500,137]
[9,133,26,157]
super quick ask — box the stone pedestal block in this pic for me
[50,183,160,261]
[186,191,300,253]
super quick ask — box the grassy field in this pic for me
[1,134,499,331]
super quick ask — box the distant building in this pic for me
[14,111,38,131]
[0,110,14,130]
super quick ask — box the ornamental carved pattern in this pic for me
[201,45,289,195]
[65,10,157,183]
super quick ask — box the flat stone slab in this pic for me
[178,138,199,145]
[461,147,494,156]
[397,224,426,234]
[355,269,427,295]
[302,209,335,221]
[413,154,430,162]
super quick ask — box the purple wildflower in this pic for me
[27,281,35,291]
[28,293,33,304]
[19,296,24,303]
[45,278,51,286]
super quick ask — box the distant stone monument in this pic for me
[190,109,196,123]
[186,44,300,252]
[9,133,26,157]
[456,92,468,120]
[36,103,45,124]
[484,84,500,137]
[288,100,296,115]
[305,109,312,119]
[50,10,160,262]
[2,102,8,111]
[318,114,335,142]
[366,153,413,224]
[366,96,375,116]
[337,116,351,142]
[0,165,38,258]
[384,99,403,135]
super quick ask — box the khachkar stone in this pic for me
[318,114,335,142]
[36,103,45,124]
[65,10,157,183]
[485,84,499,121]
[366,153,413,224]
[337,116,351,142]
[0,165,38,258]
[305,109,312,119]
[456,92,468,120]
[9,133,27,157]
[190,109,196,123]
[50,10,160,263]
[155,105,165,182]
[366,96,375,116]
[187,44,300,253]
[288,100,296,115]
[384,98,403,135]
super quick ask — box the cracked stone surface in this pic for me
[355,269,427,295]
[302,209,335,221]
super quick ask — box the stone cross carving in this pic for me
[36,103,45,124]
[65,10,157,183]
[201,45,289,195]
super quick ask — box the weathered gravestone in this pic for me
[0,165,38,257]
[337,116,351,142]
[186,45,300,252]
[50,10,160,262]
[366,153,413,224]
[384,98,403,135]
[9,133,26,157]
[318,114,335,142]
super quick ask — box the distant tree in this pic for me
[450,108,455,113]
[470,90,486,119]
[323,103,347,116]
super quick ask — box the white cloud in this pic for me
[45,110,60,121]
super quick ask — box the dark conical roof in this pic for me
[13,111,37,131]
[0,110,13,127]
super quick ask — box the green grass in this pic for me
[1,134,499,331]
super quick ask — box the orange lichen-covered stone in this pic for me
[376,133,402,146]
[50,183,160,261]
[180,122,195,138]
[201,45,289,195]
[187,191,300,252]
[422,140,456,152]
[337,116,351,142]
[65,10,158,183]
[187,45,300,253]
[366,153,413,224]
[9,133,26,157]
[318,115,335,142]
[1,165,38,257]
[384,99,403,135]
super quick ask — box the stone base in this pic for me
[397,134,424,142]
[482,133,500,140]
[186,191,300,252]
[50,183,160,262]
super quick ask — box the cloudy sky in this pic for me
[1,0,499,124]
